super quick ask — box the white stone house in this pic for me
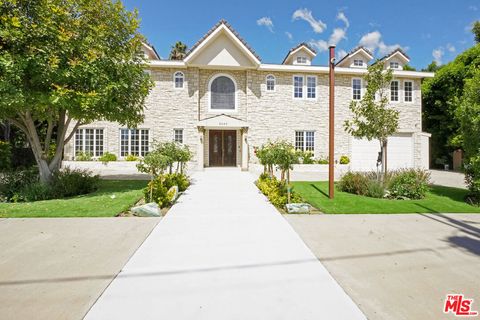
[64,20,433,171]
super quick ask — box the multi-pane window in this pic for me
[307,76,316,99]
[293,76,303,98]
[295,131,315,152]
[353,59,364,67]
[296,56,307,64]
[352,78,362,100]
[174,71,184,89]
[266,75,275,91]
[390,81,399,102]
[210,75,235,110]
[75,129,104,157]
[390,62,399,69]
[174,129,183,143]
[404,81,413,102]
[120,129,149,157]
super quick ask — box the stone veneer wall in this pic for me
[64,67,424,169]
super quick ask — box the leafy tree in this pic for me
[344,62,399,179]
[422,61,441,72]
[0,0,153,183]
[169,41,187,60]
[402,64,416,71]
[472,21,480,44]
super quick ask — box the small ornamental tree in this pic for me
[344,62,399,180]
[0,0,153,183]
[254,141,275,177]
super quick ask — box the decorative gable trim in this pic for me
[378,48,410,63]
[282,43,317,64]
[335,46,373,67]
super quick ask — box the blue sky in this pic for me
[123,0,479,69]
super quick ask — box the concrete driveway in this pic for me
[0,218,159,320]
[285,214,480,320]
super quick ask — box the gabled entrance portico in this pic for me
[197,114,249,170]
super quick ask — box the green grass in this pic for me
[292,181,480,214]
[0,180,147,218]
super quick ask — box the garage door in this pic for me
[351,134,413,171]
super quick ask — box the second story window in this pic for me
[296,56,307,64]
[353,59,364,67]
[390,62,399,69]
[307,76,316,99]
[390,81,399,102]
[266,75,276,91]
[352,78,362,100]
[404,81,413,102]
[210,74,236,111]
[293,75,303,98]
[174,71,184,89]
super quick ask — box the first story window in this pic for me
[404,81,413,102]
[120,129,149,157]
[174,129,184,143]
[293,75,303,98]
[295,131,315,152]
[390,80,399,102]
[75,128,104,157]
[352,78,362,100]
[306,76,316,99]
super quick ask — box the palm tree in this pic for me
[169,41,187,60]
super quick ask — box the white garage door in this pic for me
[351,134,413,171]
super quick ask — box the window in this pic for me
[266,75,275,92]
[296,56,307,64]
[307,76,316,99]
[75,129,104,157]
[404,81,413,102]
[295,131,315,152]
[390,62,399,69]
[120,129,149,157]
[352,78,362,100]
[390,81,399,102]
[353,59,364,67]
[174,71,184,89]
[174,129,183,143]
[293,75,303,98]
[210,75,236,110]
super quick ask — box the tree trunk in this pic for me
[286,169,291,204]
[380,139,388,185]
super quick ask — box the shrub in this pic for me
[464,155,480,205]
[50,167,100,198]
[317,157,329,164]
[99,152,117,164]
[299,150,315,164]
[0,141,12,171]
[163,173,190,192]
[144,173,190,207]
[16,182,53,202]
[339,155,350,165]
[76,152,93,161]
[125,154,139,161]
[0,168,39,201]
[338,171,370,195]
[256,175,303,208]
[366,180,385,198]
[387,169,430,199]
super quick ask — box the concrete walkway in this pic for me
[85,168,365,319]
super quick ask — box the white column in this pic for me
[241,128,249,171]
[197,128,204,171]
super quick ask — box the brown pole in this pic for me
[328,45,335,199]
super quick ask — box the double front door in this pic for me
[209,130,236,167]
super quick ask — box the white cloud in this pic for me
[309,39,329,52]
[309,11,349,52]
[292,8,327,33]
[358,30,405,56]
[469,5,478,11]
[432,47,444,64]
[336,12,349,28]
[285,31,293,40]
[257,17,274,32]
[446,43,456,53]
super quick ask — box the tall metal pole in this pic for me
[329,45,335,199]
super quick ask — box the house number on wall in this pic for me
[218,122,228,126]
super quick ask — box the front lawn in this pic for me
[0,180,147,218]
[292,181,480,214]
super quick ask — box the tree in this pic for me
[422,61,441,72]
[472,21,480,44]
[402,64,416,71]
[169,41,187,60]
[344,62,399,179]
[0,0,153,183]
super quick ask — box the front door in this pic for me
[209,130,236,166]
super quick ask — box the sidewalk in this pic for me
[85,168,365,320]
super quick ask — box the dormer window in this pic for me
[353,59,364,67]
[390,62,399,69]
[296,56,307,64]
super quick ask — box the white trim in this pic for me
[292,74,304,99]
[74,128,105,158]
[384,51,410,63]
[173,71,184,89]
[265,74,276,92]
[350,47,374,60]
[119,128,150,158]
[207,73,238,113]
[351,78,362,101]
[403,80,414,103]
[184,24,261,66]
[289,45,317,58]
[306,75,317,100]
